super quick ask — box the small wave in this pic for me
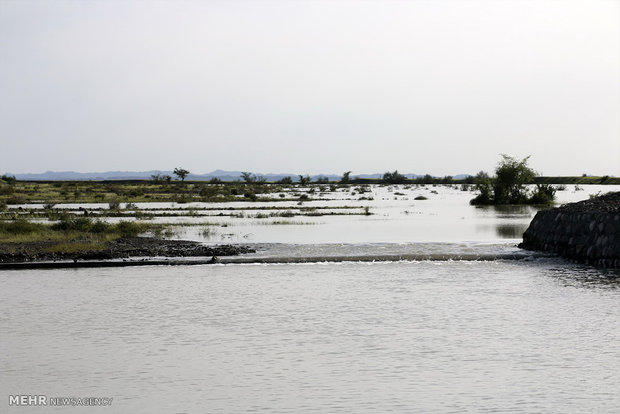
[0,252,549,270]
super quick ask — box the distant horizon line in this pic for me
[2,169,615,181]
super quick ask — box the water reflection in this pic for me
[495,223,528,238]
[474,204,537,218]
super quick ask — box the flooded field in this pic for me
[1,184,619,413]
[6,184,618,249]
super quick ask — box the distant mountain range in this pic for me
[6,170,472,182]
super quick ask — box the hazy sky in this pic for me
[1,0,619,176]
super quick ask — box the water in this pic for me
[1,261,619,413]
[11,184,620,245]
[162,184,619,244]
[2,184,619,412]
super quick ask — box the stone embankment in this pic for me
[520,192,620,268]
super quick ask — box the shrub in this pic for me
[382,170,407,184]
[1,174,16,185]
[6,195,26,204]
[315,176,329,184]
[243,191,257,201]
[492,155,535,204]
[91,221,108,233]
[115,221,144,238]
[529,184,556,205]
[51,216,94,232]
[470,155,551,205]
[0,185,14,195]
[470,171,493,205]
[0,219,40,234]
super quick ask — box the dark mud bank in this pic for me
[520,192,620,268]
[0,237,254,264]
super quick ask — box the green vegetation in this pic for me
[1,169,616,206]
[340,171,352,184]
[0,216,155,246]
[1,174,16,185]
[382,170,407,184]
[173,167,190,182]
[470,155,556,205]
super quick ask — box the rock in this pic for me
[520,192,620,268]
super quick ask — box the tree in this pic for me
[470,155,552,205]
[492,154,535,204]
[315,176,329,184]
[1,174,16,185]
[173,168,190,182]
[382,170,406,184]
[340,171,352,184]
[298,175,310,185]
[471,171,492,204]
[241,172,255,183]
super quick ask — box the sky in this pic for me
[1,0,619,176]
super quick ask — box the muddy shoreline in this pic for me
[0,237,254,264]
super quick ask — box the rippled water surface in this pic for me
[1,260,619,413]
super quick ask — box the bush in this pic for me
[470,171,493,205]
[0,185,14,195]
[1,174,16,185]
[243,191,257,201]
[382,170,407,184]
[530,184,556,205]
[6,195,26,204]
[0,219,41,234]
[115,221,144,238]
[470,155,552,205]
[492,155,534,204]
[51,216,94,232]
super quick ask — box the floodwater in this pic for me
[1,262,619,413]
[1,184,619,413]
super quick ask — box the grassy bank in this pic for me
[0,217,158,255]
